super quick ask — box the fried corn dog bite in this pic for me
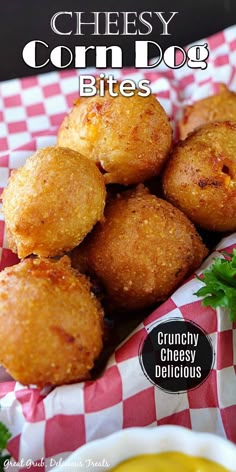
[72,185,207,312]
[163,122,236,232]
[179,85,236,140]
[57,82,172,185]
[0,257,104,387]
[2,146,106,258]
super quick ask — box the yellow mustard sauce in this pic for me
[111,452,229,472]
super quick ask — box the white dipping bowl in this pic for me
[52,426,236,472]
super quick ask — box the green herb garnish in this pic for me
[195,248,236,322]
[0,422,11,472]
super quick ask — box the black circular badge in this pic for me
[139,318,214,393]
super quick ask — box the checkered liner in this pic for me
[0,25,236,469]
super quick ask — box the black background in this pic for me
[0,0,235,81]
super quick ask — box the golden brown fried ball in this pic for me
[179,85,236,140]
[2,146,106,258]
[72,185,207,312]
[57,83,172,185]
[162,122,236,232]
[0,257,103,387]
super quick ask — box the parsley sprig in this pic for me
[195,249,236,322]
[0,422,11,472]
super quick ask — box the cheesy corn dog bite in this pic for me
[72,185,207,312]
[163,122,236,232]
[57,81,172,185]
[0,257,104,387]
[179,85,236,140]
[2,146,106,258]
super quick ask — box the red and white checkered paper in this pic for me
[0,25,236,469]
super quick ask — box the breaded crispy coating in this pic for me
[57,83,172,185]
[72,185,207,312]
[179,85,236,140]
[0,257,103,387]
[2,146,106,258]
[163,122,236,232]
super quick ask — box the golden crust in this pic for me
[0,256,104,387]
[72,185,207,312]
[2,146,106,258]
[179,85,236,140]
[57,84,172,185]
[162,121,236,232]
